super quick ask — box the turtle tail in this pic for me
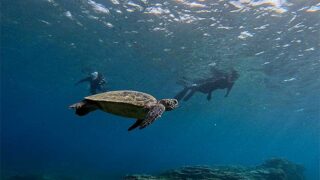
[69,100,98,116]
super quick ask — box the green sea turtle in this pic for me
[69,90,178,131]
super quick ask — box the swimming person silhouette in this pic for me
[75,71,107,95]
[175,68,239,101]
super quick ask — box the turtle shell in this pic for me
[85,90,157,119]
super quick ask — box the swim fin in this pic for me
[174,88,189,101]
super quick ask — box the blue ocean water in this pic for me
[1,0,319,179]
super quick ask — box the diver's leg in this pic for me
[174,88,190,101]
[183,90,195,101]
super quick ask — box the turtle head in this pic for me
[159,99,179,111]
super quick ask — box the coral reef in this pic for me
[125,158,305,180]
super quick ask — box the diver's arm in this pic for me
[207,91,212,101]
[75,77,91,85]
[224,83,234,97]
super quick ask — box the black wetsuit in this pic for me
[175,71,238,101]
[76,73,106,95]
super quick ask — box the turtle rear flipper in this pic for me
[128,119,144,131]
[69,100,98,116]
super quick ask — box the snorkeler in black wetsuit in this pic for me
[76,71,107,95]
[175,69,239,101]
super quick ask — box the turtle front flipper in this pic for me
[128,119,143,131]
[139,104,166,129]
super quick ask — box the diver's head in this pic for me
[90,72,99,80]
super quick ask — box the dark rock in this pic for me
[259,158,305,180]
[124,174,158,180]
[125,158,305,180]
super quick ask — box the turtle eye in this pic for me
[173,99,178,104]
[170,99,178,108]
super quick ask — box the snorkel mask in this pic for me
[90,72,99,80]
